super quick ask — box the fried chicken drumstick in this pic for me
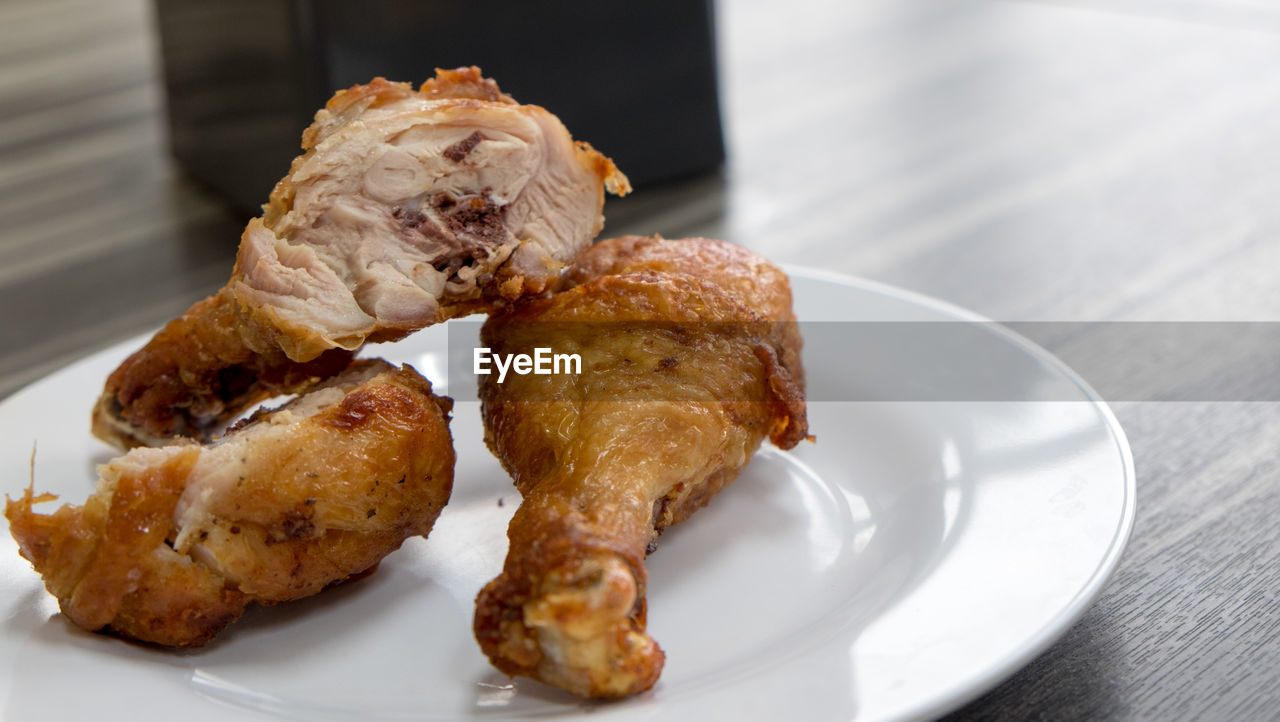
[95,67,628,449]
[473,236,808,698]
[9,361,453,647]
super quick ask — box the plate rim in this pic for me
[784,265,1137,721]
[0,266,1137,722]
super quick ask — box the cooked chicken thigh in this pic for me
[10,361,454,647]
[91,288,356,450]
[94,67,628,449]
[473,236,808,698]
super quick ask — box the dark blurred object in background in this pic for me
[153,0,724,214]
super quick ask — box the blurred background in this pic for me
[4,0,1279,397]
[1,0,1278,719]
[153,1,725,209]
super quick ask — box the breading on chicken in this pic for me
[94,66,629,449]
[9,360,454,647]
[91,289,357,450]
[473,236,809,698]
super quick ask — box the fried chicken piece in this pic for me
[473,236,808,698]
[94,66,629,449]
[92,288,357,450]
[9,360,454,647]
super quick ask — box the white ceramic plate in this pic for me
[0,270,1134,722]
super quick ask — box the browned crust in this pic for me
[94,67,627,450]
[13,364,454,647]
[567,235,809,446]
[421,66,516,103]
[92,287,355,450]
[188,366,456,602]
[473,237,809,698]
[5,447,245,646]
[473,512,657,677]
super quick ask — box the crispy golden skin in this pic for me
[473,236,809,698]
[92,287,356,449]
[9,361,454,647]
[94,67,627,450]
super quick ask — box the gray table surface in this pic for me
[2,0,1277,719]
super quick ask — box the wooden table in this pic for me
[2,0,1276,718]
